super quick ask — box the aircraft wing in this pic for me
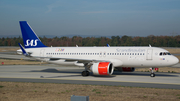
[35,56,111,63]
[32,56,123,67]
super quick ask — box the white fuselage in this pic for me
[24,46,179,68]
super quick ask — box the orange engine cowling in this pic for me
[90,62,114,75]
[116,67,135,72]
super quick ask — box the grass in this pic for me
[164,48,180,54]
[176,94,180,96]
[0,59,47,65]
[0,82,180,101]
[0,47,19,52]
[0,86,4,88]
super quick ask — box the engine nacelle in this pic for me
[116,67,135,72]
[90,62,114,75]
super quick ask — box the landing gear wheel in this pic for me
[82,71,90,77]
[149,68,156,77]
[150,73,155,77]
[86,71,89,76]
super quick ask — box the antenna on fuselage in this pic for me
[149,44,151,47]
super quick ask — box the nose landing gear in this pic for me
[150,68,155,77]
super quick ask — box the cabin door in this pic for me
[146,49,153,60]
[40,49,45,57]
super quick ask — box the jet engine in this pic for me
[116,67,135,72]
[90,62,114,75]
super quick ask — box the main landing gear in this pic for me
[82,71,90,76]
[81,63,91,77]
[150,68,155,77]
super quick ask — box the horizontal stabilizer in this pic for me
[18,43,29,56]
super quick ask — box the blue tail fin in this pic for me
[19,21,47,48]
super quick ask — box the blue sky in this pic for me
[0,0,180,37]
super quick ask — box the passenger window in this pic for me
[117,53,119,55]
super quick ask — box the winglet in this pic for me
[107,44,110,47]
[18,43,29,56]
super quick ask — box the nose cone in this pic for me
[172,56,179,65]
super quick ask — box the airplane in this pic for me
[17,21,179,77]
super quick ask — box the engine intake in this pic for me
[90,62,114,75]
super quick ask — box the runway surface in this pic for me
[0,65,180,89]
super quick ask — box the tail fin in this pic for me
[19,21,47,48]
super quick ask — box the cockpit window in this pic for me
[159,52,171,56]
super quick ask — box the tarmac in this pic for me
[0,65,180,89]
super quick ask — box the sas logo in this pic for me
[25,39,38,46]
[55,48,65,52]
